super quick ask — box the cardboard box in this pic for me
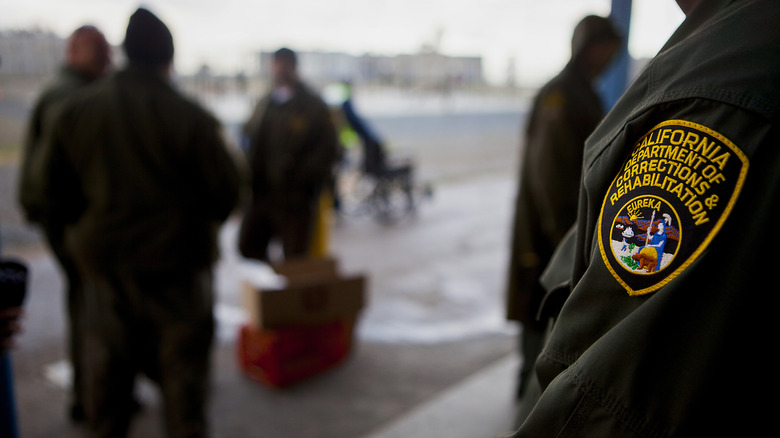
[271,257,339,285]
[242,257,366,328]
[237,319,354,388]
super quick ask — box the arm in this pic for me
[17,99,49,223]
[525,89,587,246]
[0,308,23,353]
[39,104,87,228]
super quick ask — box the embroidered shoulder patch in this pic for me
[598,120,749,296]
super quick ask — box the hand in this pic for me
[0,307,24,353]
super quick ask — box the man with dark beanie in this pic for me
[41,8,242,438]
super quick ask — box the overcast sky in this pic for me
[1,0,685,86]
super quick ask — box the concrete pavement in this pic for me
[3,173,525,438]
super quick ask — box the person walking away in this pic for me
[40,8,242,437]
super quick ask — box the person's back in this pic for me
[55,65,239,271]
[43,8,241,438]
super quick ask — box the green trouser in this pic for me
[79,265,214,438]
[42,222,84,414]
[238,190,318,261]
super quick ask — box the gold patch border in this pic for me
[598,119,749,296]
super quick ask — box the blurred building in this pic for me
[0,30,64,75]
[0,29,125,77]
[255,50,484,90]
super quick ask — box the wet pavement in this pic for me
[3,173,526,438]
[1,83,530,436]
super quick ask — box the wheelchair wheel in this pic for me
[371,175,414,225]
[336,168,376,217]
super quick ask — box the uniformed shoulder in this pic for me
[171,90,220,126]
[538,71,567,96]
[535,63,594,112]
[153,80,222,129]
[117,68,221,125]
[650,0,780,121]
[533,75,569,112]
[33,71,86,111]
[296,82,330,110]
[61,75,118,120]
[584,0,780,168]
[49,77,103,125]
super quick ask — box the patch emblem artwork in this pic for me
[598,120,748,295]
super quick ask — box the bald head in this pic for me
[66,25,111,80]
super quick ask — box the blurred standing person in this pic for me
[41,8,242,438]
[239,48,339,262]
[505,15,620,409]
[16,24,111,422]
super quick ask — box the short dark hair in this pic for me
[274,47,297,67]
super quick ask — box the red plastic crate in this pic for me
[237,319,354,388]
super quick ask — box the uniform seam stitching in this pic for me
[565,369,669,438]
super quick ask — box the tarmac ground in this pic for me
[3,173,525,438]
[1,79,529,437]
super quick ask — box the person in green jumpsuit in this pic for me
[17,24,111,422]
[41,8,242,438]
[502,0,780,436]
[505,15,621,406]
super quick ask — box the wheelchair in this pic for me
[335,139,430,226]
